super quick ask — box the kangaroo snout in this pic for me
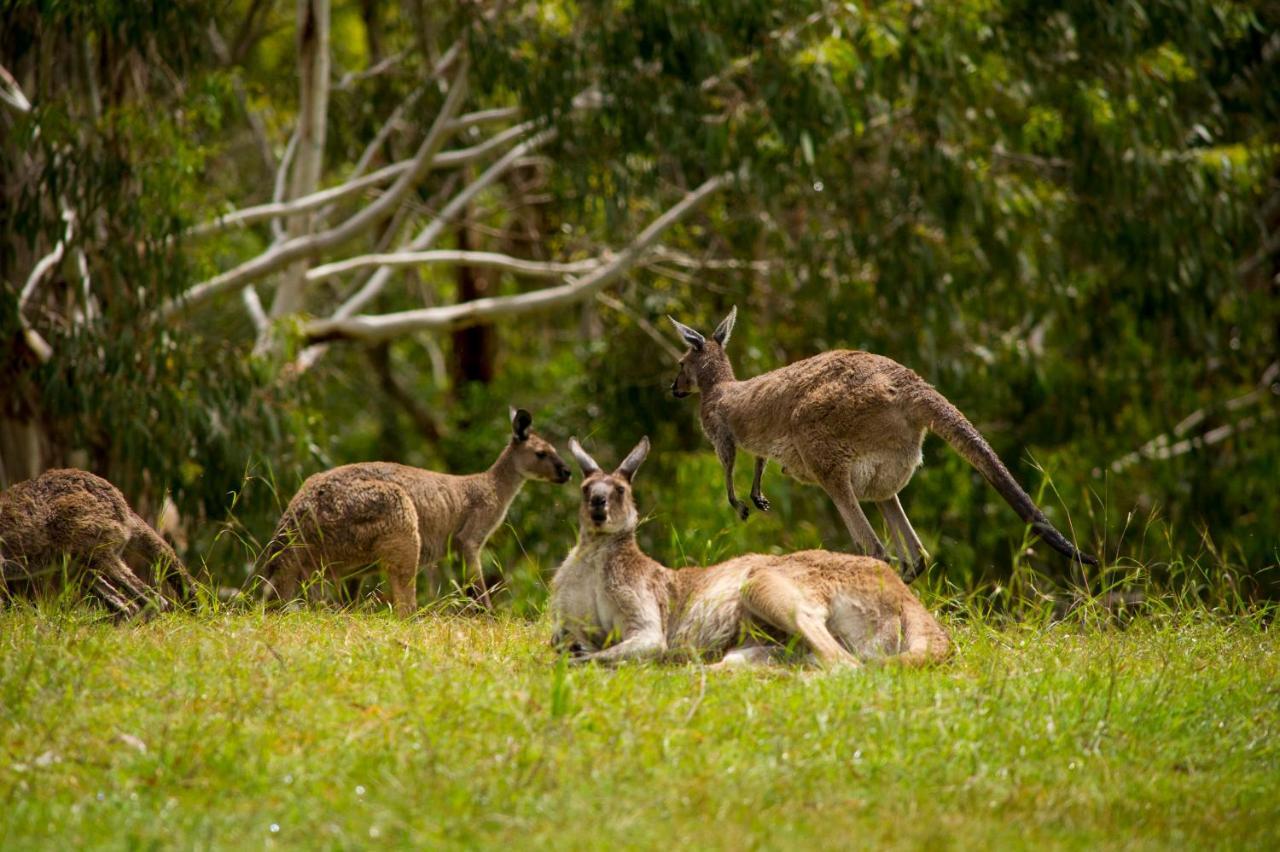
[670,380,689,399]
[588,495,608,523]
[555,464,572,483]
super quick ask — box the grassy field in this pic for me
[1,600,1277,850]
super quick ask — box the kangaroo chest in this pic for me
[551,547,626,649]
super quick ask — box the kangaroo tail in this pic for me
[911,385,1098,567]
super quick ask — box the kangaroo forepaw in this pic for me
[751,493,771,512]
[731,500,750,521]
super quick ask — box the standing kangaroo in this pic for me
[551,436,950,667]
[260,408,571,615]
[0,469,195,617]
[667,307,1097,582]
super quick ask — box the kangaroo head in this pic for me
[566,436,649,534]
[508,407,572,484]
[667,306,736,398]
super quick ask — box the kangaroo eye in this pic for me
[614,485,625,496]
[536,451,547,459]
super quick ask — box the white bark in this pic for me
[155,60,470,320]
[185,121,532,239]
[271,0,333,319]
[16,207,75,363]
[307,250,599,283]
[305,172,731,342]
[327,127,555,321]
[0,62,31,113]
[271,129,300,241]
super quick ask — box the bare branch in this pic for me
[185,121,533,239]
[327,127,556,321]
[0,63,32,113]
[447,106,520,132]
[645,246,775,273]
[346,84,427,182]
[270,0,333,319]
[306,250,599,283]
[334,50,406,91]
[270,129,300,241]
[596,292,683,360]
[242,287,268,334]
[17,208,75,363]
[305,172,732,343]
[155,59,471,320]
[1111,362,1280,472]
[1237,227,1280,280]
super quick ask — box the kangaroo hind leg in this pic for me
[877,495,928,583]
[743,571,859,668]
[812,464,887,560]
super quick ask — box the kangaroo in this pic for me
[667,307,1098,582]
[549,435,951,668]
[260,408,571,615]
[0,468,194,617]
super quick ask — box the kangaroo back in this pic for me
[910,386,1097,566]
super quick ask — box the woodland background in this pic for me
[2,0,1277,603]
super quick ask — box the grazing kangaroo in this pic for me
[667,307,1097,582]
[550,435,951,668]
[0,469,194,617]
[260,408,571,615]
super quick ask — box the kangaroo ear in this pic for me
[712,305,737,346]
[510,407,533,442]
[567,438,602,476]
[615,436,651,481]
[666,316,705,352]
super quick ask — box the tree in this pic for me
[3,0,1277,589]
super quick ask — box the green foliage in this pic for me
[3,0,1277,597]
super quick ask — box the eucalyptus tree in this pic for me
[3,0,1276,583]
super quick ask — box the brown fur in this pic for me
[551,436,950,668]
[0,469,194,617]
[668,308,1098,581]
[260,409,570,615]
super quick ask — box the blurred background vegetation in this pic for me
[2,0,1277,604]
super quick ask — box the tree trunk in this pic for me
[269,0,331,320]
[450,212,495,386]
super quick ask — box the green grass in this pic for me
[1,602,1277,850]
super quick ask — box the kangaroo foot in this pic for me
[899,556,927,585]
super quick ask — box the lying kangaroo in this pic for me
[550,435,951,667]
[668,307,1097,582]
[260,408,571,615]
[0,468,194,617]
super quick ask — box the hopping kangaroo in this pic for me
[668,307,1097,582]
[550,436,950,667]
[0,469,195,617]
[260,408,571,614]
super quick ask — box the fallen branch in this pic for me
[305,172,731,343]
